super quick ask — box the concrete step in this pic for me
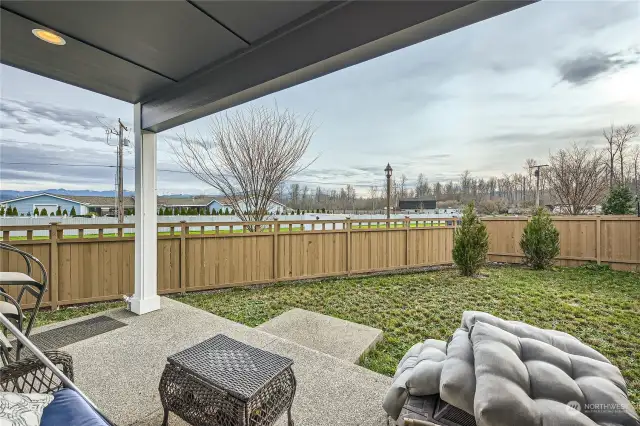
[256,308,383,363]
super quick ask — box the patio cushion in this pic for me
[470,321,639,426]
[383,311,639,426]
[0,272,39,286]
[382,339,447,419]
[41,388,109,426]
[0,392,53,425]
[0,300,19,317]
[439,310,617,417]
[439,327,475,415]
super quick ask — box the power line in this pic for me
[0,161,374,187]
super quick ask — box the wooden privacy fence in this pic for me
[0,218,456,309]
[484,216,640,272]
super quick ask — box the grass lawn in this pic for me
[26,265,639,407]
[173,266,640,407]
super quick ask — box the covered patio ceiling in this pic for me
[1,0,532,132]
[0,0,534,314]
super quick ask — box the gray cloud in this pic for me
[0,120,61,137]
[1,98,113,132]
[558,50,639,85]
[68,130,109,144]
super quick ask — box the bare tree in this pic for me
[631,144,640,206]
[603,124,621,189]
[614,124,638,184]
[524,158,537,201]
[369,185,378,210]
[399,174,408,199]
[547,143,607,215]
[289,183,301,209]
[170,105,315,223]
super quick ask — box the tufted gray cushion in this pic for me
[470,321,638,426]
[382,339,447,419]
[383,311,639,426]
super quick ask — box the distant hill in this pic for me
[0,189,212,202]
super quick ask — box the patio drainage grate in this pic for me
[12,315,126,357]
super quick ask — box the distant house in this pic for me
[1,193,288,216]
[398,197,437,211]
[0,193,134,216]
[233,197,288,214]
[157,196,226,213]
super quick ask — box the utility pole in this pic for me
[101,118,130,223]
[530,164,549,208]
[385,163,393,219]
[116,119,128,224]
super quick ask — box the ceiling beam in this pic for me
[141,0,533,132]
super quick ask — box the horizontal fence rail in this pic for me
[1,216,637,309]
[0,217,457,309]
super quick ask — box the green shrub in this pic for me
[40,208,48,216]
[452,202,488,276]
[520,208,560,269]
[603,185,634,215]
[62,209,68,216]
[56,206,62,216]
[34,207,40,216]
[70,206,77,216]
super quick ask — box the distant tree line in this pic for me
[1,206,77,217]
[275,124,639,216]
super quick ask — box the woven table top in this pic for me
[168,334,294,401]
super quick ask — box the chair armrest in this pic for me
[0,350,74,394]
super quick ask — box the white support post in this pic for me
[130,103,161,315]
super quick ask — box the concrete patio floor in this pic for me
[29,298,392,426]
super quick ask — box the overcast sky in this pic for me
[1,1,639,195]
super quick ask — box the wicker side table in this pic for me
[159,334,296,426]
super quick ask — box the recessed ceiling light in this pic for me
[32,29,66,46]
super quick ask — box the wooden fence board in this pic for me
[1,216,638,308]
[485,216,639,271]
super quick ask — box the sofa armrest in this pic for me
[0,350,74,394]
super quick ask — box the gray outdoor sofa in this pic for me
[384,311,640,426]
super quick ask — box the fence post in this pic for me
[596,216,601,265]
[346,218,352,275]
[405,216,410,266]
[180,221,187,292]
[49,222,59,310]
[272,218,279,281]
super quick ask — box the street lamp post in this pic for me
[530,164,549,208]
[385,163,393,219]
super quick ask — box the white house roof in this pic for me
[1,192,94,206]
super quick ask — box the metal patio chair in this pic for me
[0,242,48,361]
[0,312,115,425]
